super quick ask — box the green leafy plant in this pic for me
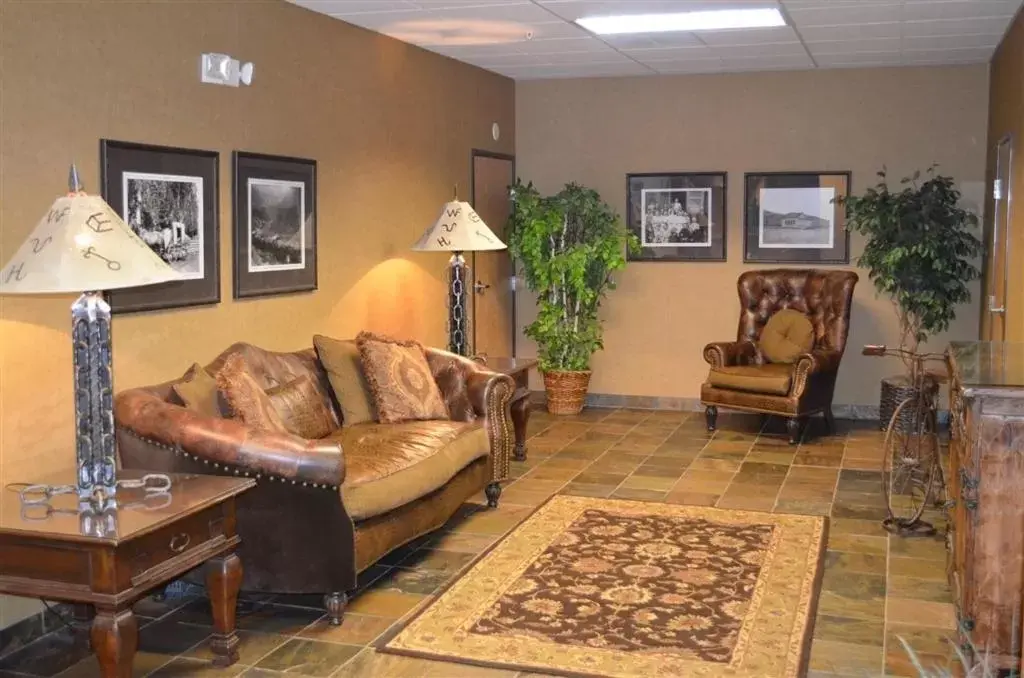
[839,166,982,369]
[506,180,639,372]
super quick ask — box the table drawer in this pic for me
[127,505,227,583]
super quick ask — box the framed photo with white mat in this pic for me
[626,172,727,262]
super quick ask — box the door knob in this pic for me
[474,280,490,294]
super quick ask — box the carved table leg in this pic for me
[511,395,530,462]
[205,553,242,667]
[91,607,137,678]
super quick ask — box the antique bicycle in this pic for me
[862,345,948,536]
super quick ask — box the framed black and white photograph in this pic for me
[744,172,850,264]
[232,152,317,299]
[100,140,220,313]
[627,172,727,261]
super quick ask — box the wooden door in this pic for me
[984,136,1013,341]
[470,151,515,359]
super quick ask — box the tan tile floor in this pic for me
[0,408,955,677]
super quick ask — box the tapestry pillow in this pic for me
[355,331,449,424]
[759,309,815,364]
[266,375,336,439]
[173,363,222,418]
[313,335,377,425]
[216,354,290,433]
[434,362,477,423]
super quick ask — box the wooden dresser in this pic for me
[947,341,1024,670]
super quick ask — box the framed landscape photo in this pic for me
[232,152,317,299]
[627,172,727,262]
[100,140,220,313]
[743,171,851,264]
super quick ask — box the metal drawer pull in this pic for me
[169,533,191,553]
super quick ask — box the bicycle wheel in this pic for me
[881,396,937,533]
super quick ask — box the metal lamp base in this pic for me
[446,252,472,356]
[72,291,118,500]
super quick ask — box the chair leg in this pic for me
[485,482,502,509]
[705,406,718,432]
[823,408,836,435]
[787,418,802,445]
[324,592,347,626]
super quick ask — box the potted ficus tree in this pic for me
[507,180,639,415]
[838,166,982,423]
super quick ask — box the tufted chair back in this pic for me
[736,269,858,360]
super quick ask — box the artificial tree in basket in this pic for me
[507,180,639,415]
[838,166,982,417]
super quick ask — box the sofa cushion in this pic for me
[330,421,488,520]
[356,332,449,424]
[173,363,222,418]
[708,364,793,396]
[759,309,814,363]
[266,376,336,439]
[313,335,377,425]
[216,354,290,433]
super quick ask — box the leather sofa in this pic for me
[113,341,514,624]
[701,269,858,444]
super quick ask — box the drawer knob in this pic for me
[169,533,191,553]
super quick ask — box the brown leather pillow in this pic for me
[173,363,222,418]
[313,334,377,425]
[759,309,815,364]
[216,354,290,433]
[355,331,449,424]
[266,376,337,439]
[434,362,477,423]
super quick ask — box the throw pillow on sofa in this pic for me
[313,334,377,425]
[759,308,815,363]
[266,376,336,439]
[216,354,290,433]
[355,331,449,424]
[434,362,477,422]
[173,363,223,418]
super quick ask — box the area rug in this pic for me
[380,495,827,678]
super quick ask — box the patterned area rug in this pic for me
[381,496,827,678]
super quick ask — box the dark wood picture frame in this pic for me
[100,139,220,314]
[232,151,318,299]
[743,171,851,264]
[626,172,728,262]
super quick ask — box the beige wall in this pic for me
[0,0,513,627]
[987,8,1024,342]
[515,66,989,406]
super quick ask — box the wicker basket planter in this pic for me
[543,370,592,415]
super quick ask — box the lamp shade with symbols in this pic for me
[0,166,180,502]
[412,200,506,357]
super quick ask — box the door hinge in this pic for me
[994,179,1003,200]
[509,275,517,291]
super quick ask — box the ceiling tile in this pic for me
[499,61,654,78]
[517,36,614,53]
[901,46,995,63]
[621,45,717,60]
[290,0,419,13]
[537,0,779,22]
[902,1,1016,21]
[652,61,727,74]
[796,22,902,41]
[601,32,706,49]
[697,26,801,45]
[717,53,816,70]
[814,51,903,66]
[786,3,903,27]
[525,21,593,39]
[807,37,902,54]
[902,16,1013,36]
[904,33,1003,50]
[708,41,807,57]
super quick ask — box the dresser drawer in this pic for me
[126,505,227,584]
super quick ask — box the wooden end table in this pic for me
[481,357,538,462]
[0,471,254,677]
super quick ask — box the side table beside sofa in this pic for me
[480,356,538,461]
[113,338,515,626]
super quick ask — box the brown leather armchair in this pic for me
[701,269,858,444]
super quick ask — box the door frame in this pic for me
[469,148,517,357]
[987,134,1014,341]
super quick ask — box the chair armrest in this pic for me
[792,349,844,396]
[114,390,345,487]
[703,340,757,368]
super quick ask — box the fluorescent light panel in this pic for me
[575,8,786,35]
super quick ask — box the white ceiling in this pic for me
[288,0,1023,79]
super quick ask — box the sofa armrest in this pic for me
[792,349,843,396]
[703,340,757,368]
[114,390,345,487]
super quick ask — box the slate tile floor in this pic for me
[0,408,954,677]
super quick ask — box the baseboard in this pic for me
[530,390,949,424]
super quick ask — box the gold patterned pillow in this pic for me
[266,376,337,439]
[216,354,290,433]
[356,331,449,423]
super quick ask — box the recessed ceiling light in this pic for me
[575,8,786,35]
